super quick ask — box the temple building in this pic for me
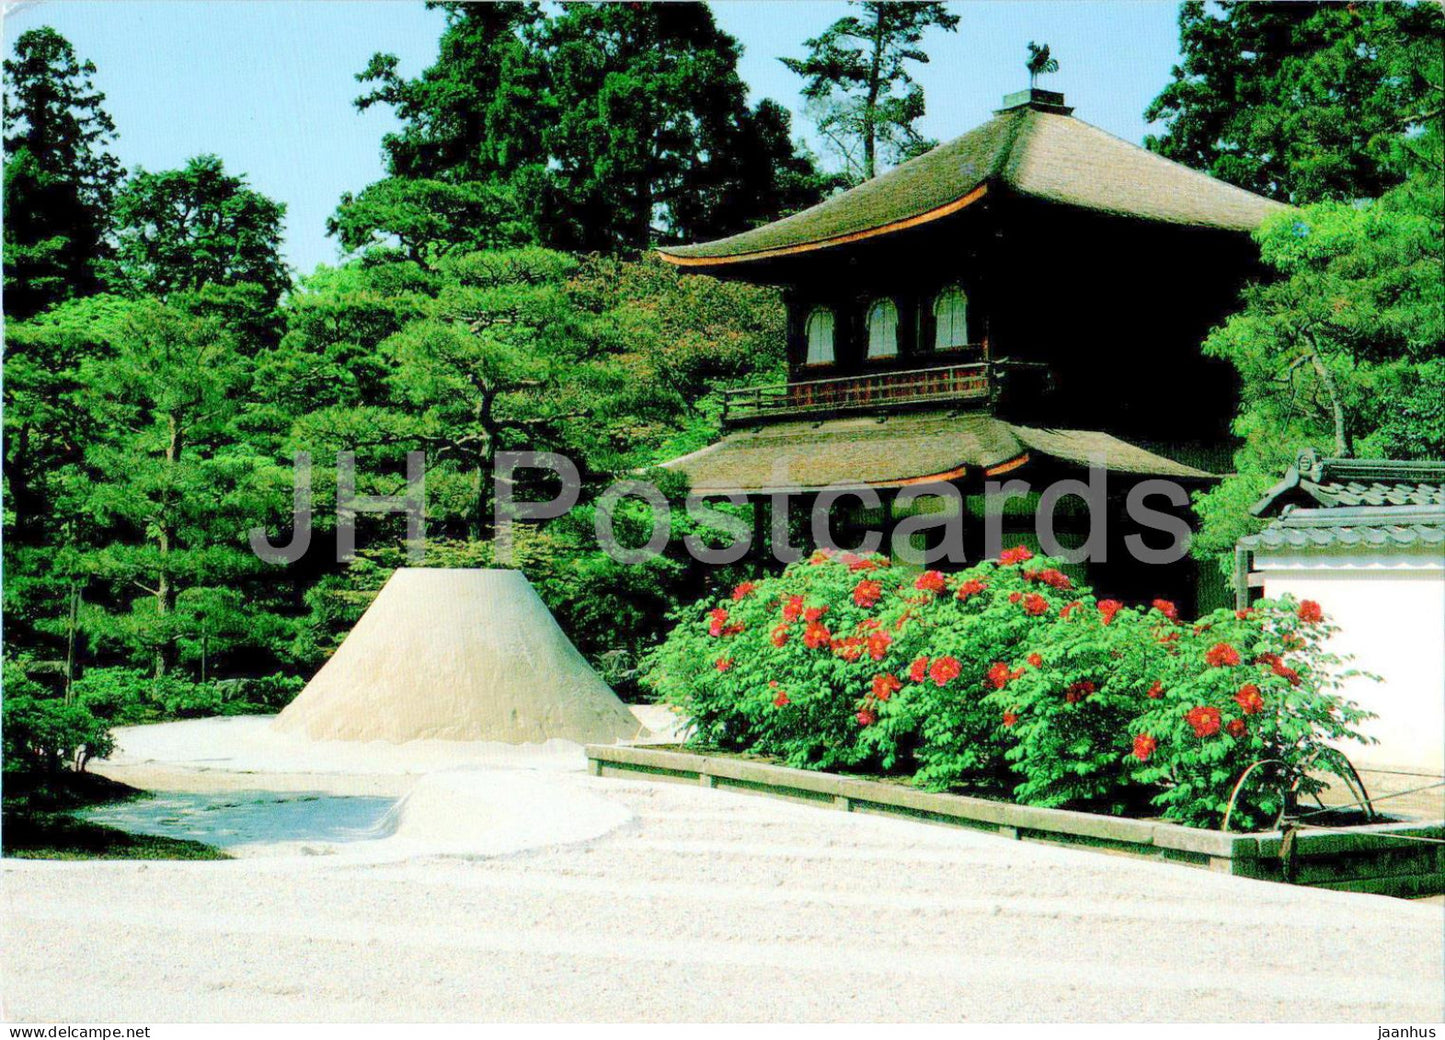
[657,89,1284,609]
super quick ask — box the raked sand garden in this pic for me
[3,707,1442,1023]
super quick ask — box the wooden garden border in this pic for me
[585,743,1445,897]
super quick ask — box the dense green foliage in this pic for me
[2,22,798,778]
[110,155,290,305]
[643,547,1370,829]
[1149,0,1445,565]
[781,1,959,181]
[2,27,122,318]
[1146,1,1443,204]
[1191,170,1444,559]
[352,1,832,252]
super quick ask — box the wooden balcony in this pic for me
[721,360,993,426]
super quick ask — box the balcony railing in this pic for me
[722,360,992,426]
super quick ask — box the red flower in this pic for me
[913,570,947,594]
[1026,568,1073,590]
[1205,642,1241,668]
[1185,705,1222,738]
[1236,608,1255,620]
[986,661,1015,690]
[872,673,901,701]
[1023,593,1050,616]
[1008,591,1022,604]
[856,708,876,727]
[908,656,930,683]
[1234,684,1264,714]
[1151,599,1179,621]
[1064,680,1095,704]
[1098,600,1123,625]
[1298,600,1324,624]
[1060,600,1085,619]
[866,629,892,661]
[1132,733,1157,762]
[781,596,804,622]
[1226,718,1248,739]
[1027,653,1044,668]
[803,621,832,649]
[707,607,729,637]
[770,624,789,648]
[773,690,789,707]
[955,578,988,600]
[832,637,863,662]
[853,579,883,608]
[1146,680,1164,700]
[715,657,734,672]
[999,546,1034,565]
[731,581,757,601]
[1002,711,1019,728]
[803,606,828,623]
[929,655,962,686]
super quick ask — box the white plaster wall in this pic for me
[1256,560,1444,775]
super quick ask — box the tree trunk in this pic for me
[63,583,81,704]
[154,416,181,679]
[863,7,886,180]
[1305,332,1352,457]
[473,389,499,542]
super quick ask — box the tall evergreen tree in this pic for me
[782,1,959,182]
[73,301,265,678]
[346,1,826,255]
[110,155,290,306]
[1146,1,1444,204]
[355,1,548,184]
[3,26,122,318]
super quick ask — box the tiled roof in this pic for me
[1303,480,1444,508]
[1243,451,1445,557]
[1240,513,1445,553]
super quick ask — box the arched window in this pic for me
[804,307,835,365]
[866,298,899,359]
[932,286,970,350]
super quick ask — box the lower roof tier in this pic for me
[661,410,1216,495]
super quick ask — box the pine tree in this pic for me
[782,1,959,182]
[3,26,122,318]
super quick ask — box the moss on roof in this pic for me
[660,107,1285,265]
[660,411,1216,494]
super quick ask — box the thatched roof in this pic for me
[273,569,642,744]
[659,102,1283,267]
[662,411,1215,494]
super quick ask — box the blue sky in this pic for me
[4,1,1185,276]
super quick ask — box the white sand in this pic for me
[274,569,642,744]
[4,710,1442,1022]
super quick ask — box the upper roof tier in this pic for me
[658,91,1285,268]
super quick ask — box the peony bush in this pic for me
[641,547,1372,829]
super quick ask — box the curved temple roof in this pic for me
[659,106,1284,267]
[661,411,1216,495]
